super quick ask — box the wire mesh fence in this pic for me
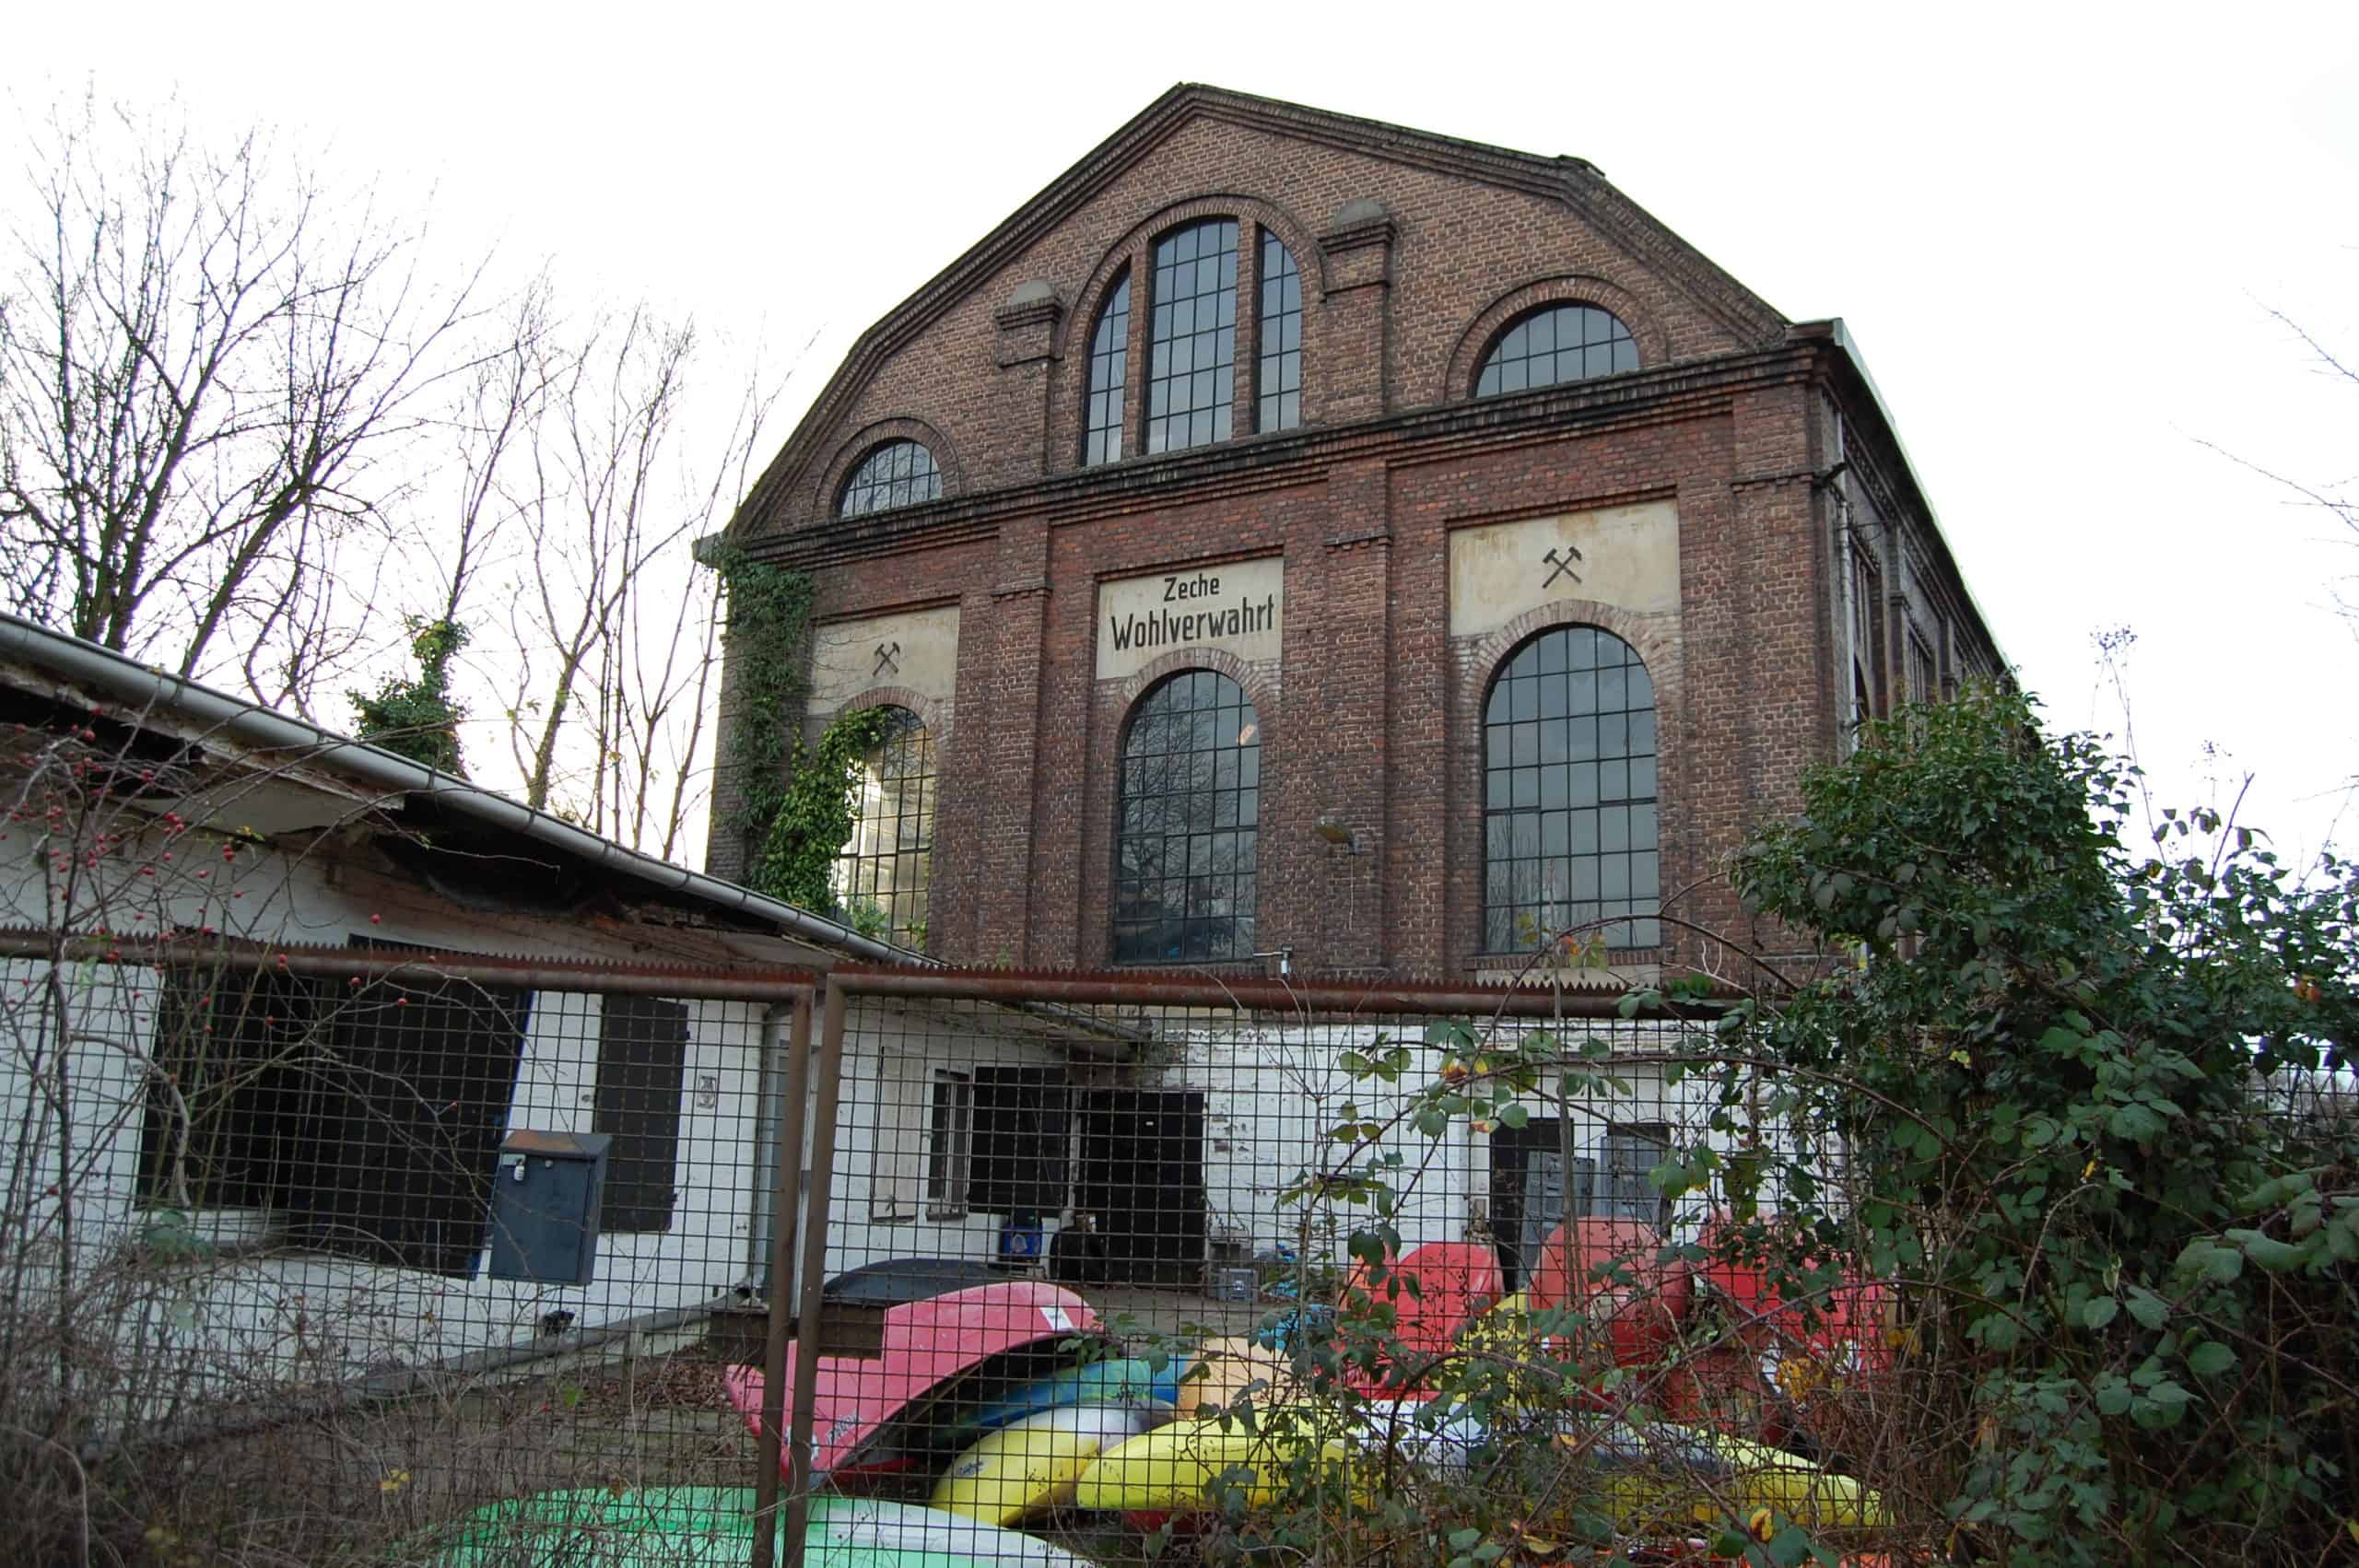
[8,950,2352,1565]
[0,937,805,1566]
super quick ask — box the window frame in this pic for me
[828,705,936,948]
[925,1067,974,1220]
[1081,217,1306,467]
[1110,667,1263,965]
[837,439,942,518]
[136,955,531,1278]
[1480,624,1662,954]
[1473,303,1640,398]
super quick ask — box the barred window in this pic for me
[1146,220,1238,455]
[838,439,941,517]
[1084,272,1131,467]
[136,962,530,1277]
[1113,670,1261,964]
[1257,232,1303,433]
[1474,304,1638,397]
[829,706,935,947]
[1483,626,1661,951]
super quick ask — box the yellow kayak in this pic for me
[931,1402,1164,1525]
[1072,1408,1365,1512]
[1569,1424,1885,1532]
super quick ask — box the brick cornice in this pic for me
[745,342,1831,572]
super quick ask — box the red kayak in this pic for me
[1335,1240,1504,1393]
[722,1281,1101,1478]
[1529,1217,1693,1368]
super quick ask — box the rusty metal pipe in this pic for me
[828,964,1731,1019]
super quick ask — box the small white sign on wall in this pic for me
[1095,556,1285,682]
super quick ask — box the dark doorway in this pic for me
[1489,1118,1674,1290]
[1074,1089,1207,1286]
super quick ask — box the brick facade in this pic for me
[711,86,2001,983]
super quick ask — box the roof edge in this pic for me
[726,83,1788,541]
[0,612,920,968]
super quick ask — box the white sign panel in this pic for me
[1448,500,1680,640]
[808,604,960,716]
[1095,556,1284,682]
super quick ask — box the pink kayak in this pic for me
[723,1281,1101,1479]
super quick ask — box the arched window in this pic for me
[1113,670,1261,963]
[1084,220,1304,465]
[1474,305,1638,397]
[831,706,935,946]
[1084,272,1131,467]
[1146,219,1238,454]
[1483,626,1659,951]
[1257,231,1302,433]
[839,440,941,517]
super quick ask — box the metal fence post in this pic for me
[750,989,812,1568]
[778,976,850,1568]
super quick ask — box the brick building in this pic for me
[710,84,2002,984]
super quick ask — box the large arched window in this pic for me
[831,706,935,946]
[1146,219,1238,454]
[1483,626,1659,951]
[1474,305,1638,397]
[839,440,941,517]
[1082,219,1304,465]
[1084,272,1131,467]
[1113,671,1261,963]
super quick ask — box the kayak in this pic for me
[420,1486,1093,1566]
[1169,1337,1299,1419]
[722,1281,1103,1479]
[962,1354,1185,1431]
[932,1401,1168,1524]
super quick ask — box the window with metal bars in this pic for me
[1112,669,1261,963]
[1146,219,1238,454]
[1474,304,1638,397]
[828,706,934,947]
[926,1068,973,1219]
[1483,626,1661,952]
[1257,231,1302,433]
[593,995,687,1233]
[838,439,941,517]
[136,961,530,1276]
[1084,272,1131,466]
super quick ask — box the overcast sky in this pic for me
[12,3,2357,865]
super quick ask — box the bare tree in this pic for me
[0,95,484,716]
[406,301,780,856]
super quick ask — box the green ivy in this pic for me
[752,705,891,918]
[349,617,470,776]
[708,542,814,864]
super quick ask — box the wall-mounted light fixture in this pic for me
[1315,814,1365,853]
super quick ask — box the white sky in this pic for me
[12,2,2358,866]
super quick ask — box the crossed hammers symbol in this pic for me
[873,640,902,678]
[1542,544,1584,590]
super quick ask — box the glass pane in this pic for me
[1114,669,1262,963]
[1474,304,1639,398]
